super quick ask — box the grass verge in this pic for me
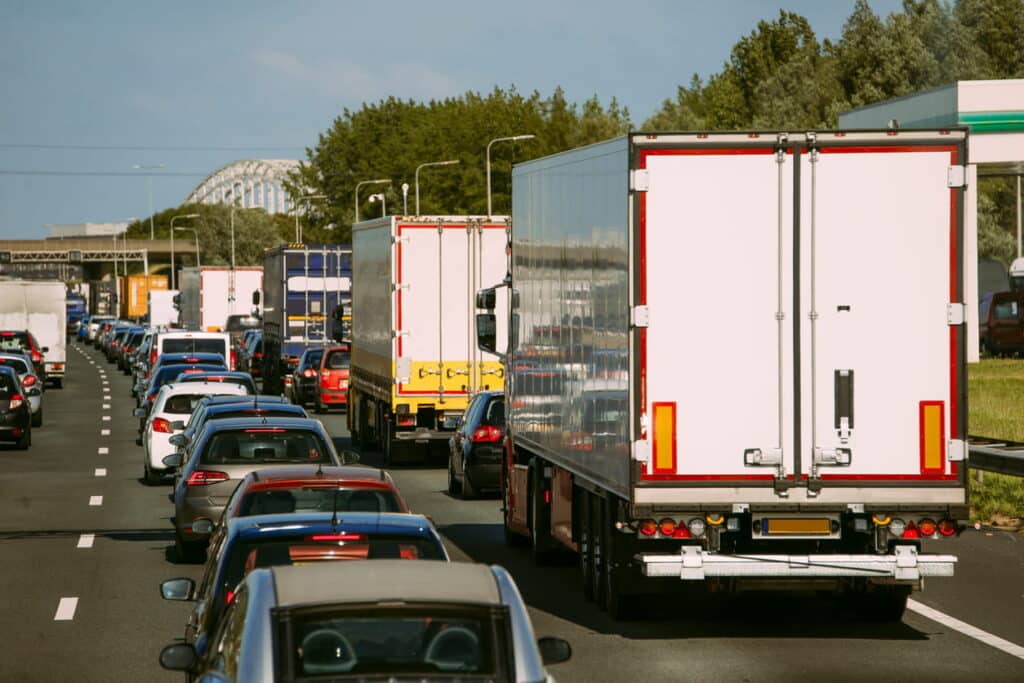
[968,359,1024,525]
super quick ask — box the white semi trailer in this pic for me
[0,279,67,387]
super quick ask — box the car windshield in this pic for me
[238,487,402,516]
[0,332,30,352]
[201,430,331,465]
[0,357,30,374]
[163,338,226,355]
[324,350,349,369]
[285,608,497,678]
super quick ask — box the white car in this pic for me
[142,381,249,484]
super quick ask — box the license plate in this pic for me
[764,518,831,535]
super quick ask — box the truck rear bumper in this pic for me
[640,546,956,582]
[394,428,452,444]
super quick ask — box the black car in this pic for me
[447,391,504,498]
[0,366,32,449]
[289,347,324,407]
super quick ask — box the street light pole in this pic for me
[415,159,460,215]
[354,179,391,223]
[368,193,386,217]
[169,213,200,290]
[292,194,328,243]
[133,163,166,239]
[401,183,410,215]
[175,227,201,270]
[487,135,535,217]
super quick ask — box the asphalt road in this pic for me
[1,341,1022,682]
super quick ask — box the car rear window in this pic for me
[0,357,30,374]
[163,338,227,355]
[285,609,496,678]
[154,365,227,387]
[202,430,331,465]
[0,332,30,352]
[302,350,324,369]
[324,351,349,370]
[164,394,207,415]
[178,375,253,392]
[0,373,15,397]
[239,488,401,516]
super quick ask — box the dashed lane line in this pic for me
[908,599,1024,661]
[97,447,109,455]
[102,416,111,421]
[102,404,110,409]
[88,496,103,506]
[94,468,107,476]
[101,429,110,436]
[54,598,78,621]
[77,534,95,549]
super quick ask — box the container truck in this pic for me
[66,292,87,336]
[347,216,507,464]
[0,279,67,387]
[149,289,179,327]
[119,274,168,320]
[476,131,968,620]
[258,244,351,395]
[87,279,117,316]
[178,266,263,335]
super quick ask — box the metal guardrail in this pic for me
[967,436,1024,477]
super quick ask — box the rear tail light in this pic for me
[397,415,415,427]
[938,519,957,536]
[901,521,921,539]
[639,519,658,536]
[151,349,158,366]
[21,375,37,388]
[230,349,237,370]
[31,350,42,363]
[303,368,317,378]
[657,518,676,536]
[9,394,24,410]
[471,425,503,443]
[147,393,157,403]
[254,352,263,359]
[186,470,229,486]
[917,518,937,536]
[309,533,366,541]
[153,417,173,434]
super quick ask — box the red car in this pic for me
[198,465,410,537]
[315,344,350,413]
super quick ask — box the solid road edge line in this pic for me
[907,599,1024,661]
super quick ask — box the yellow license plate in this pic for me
[765,518,831,535]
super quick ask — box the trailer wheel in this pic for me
[579,491,594,601]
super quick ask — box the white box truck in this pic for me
[149,289,179,327]
[348,216,508,464]
[0,279,67,387]
[178,267,263,332]
[476,130,968,619]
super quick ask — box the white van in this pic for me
[153,331,234,370]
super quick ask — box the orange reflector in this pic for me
[652,402,676,473]
[919,402,945,473]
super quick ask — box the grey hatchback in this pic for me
[166,417,345,562]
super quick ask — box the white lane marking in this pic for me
[102,404,110,409]
[54,597,78,621]
[88,495,103,506]
[97,447,109,455]
[102,415,111,421]
[907,599,1024,660]
[101,429,110,436]
[77,534,95,549]
[94,468,107,476]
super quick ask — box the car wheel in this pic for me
[143,461,162,486]
[460,457,477,499]
[15,427,31,450]
[31,406,43,428]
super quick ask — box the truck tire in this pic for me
[529,463,557,564]
[501,462,529,548]
[599,496,635,620]
[579,491,595,601]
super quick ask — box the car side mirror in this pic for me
[160,577,195,601]
[339,449,360,465]
[537,637,572,665]
[191,519,214,535]
[162,453,183,468]
[133,408,147,418]
[169,420,186,431]
[168,434,186,447]
[159,643,198,672]
[41,346,49,353]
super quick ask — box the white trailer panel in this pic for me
[0,280,66,382]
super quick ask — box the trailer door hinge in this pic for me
[947,303,965,325]
[631,305,649,328]
[630,169,649,192]
[948,438,966,462]
[947,165,966,188]
[632,440,650,464]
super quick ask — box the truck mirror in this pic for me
[476,288,496,311]
[476,313,497,354]
[252,291,261,306]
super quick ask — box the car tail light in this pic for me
[471,425,503,443]
[303,368,317,378]
[31,349,42,363]
[917,518,937,536]
[151,349,158,366]
[938,519,957,536]
[254,352,263,359]
[245,428,285,433]
[186,470,229,486]
[309,533,366,541]
[397,415,415,427]
[153,418,173,434]
[229,349,237,370]
[225,590,235,605]
[21,375,37,388]
[9,394,24,410]
[639,519,657,536]
[147,393,157,403]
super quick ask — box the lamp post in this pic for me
[228,182,245,271]
[169,213,200,290]
[133,163,166,239]
[401,183,410,215]
[354,179,391,222]
[487,135,534,217]
[175,227,200,271]
[415,160,460,215]
[368,192,386,217]
[292,194,327,243]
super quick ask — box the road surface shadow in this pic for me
[438,521,929,642]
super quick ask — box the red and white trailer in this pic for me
[477,130,968,619]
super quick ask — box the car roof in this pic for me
[161,382,249,396]
[230,512,434,540]
[204,402,305,416]
[158,331,227,338]
[269,560,500,608]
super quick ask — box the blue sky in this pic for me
[0,0,905,238]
